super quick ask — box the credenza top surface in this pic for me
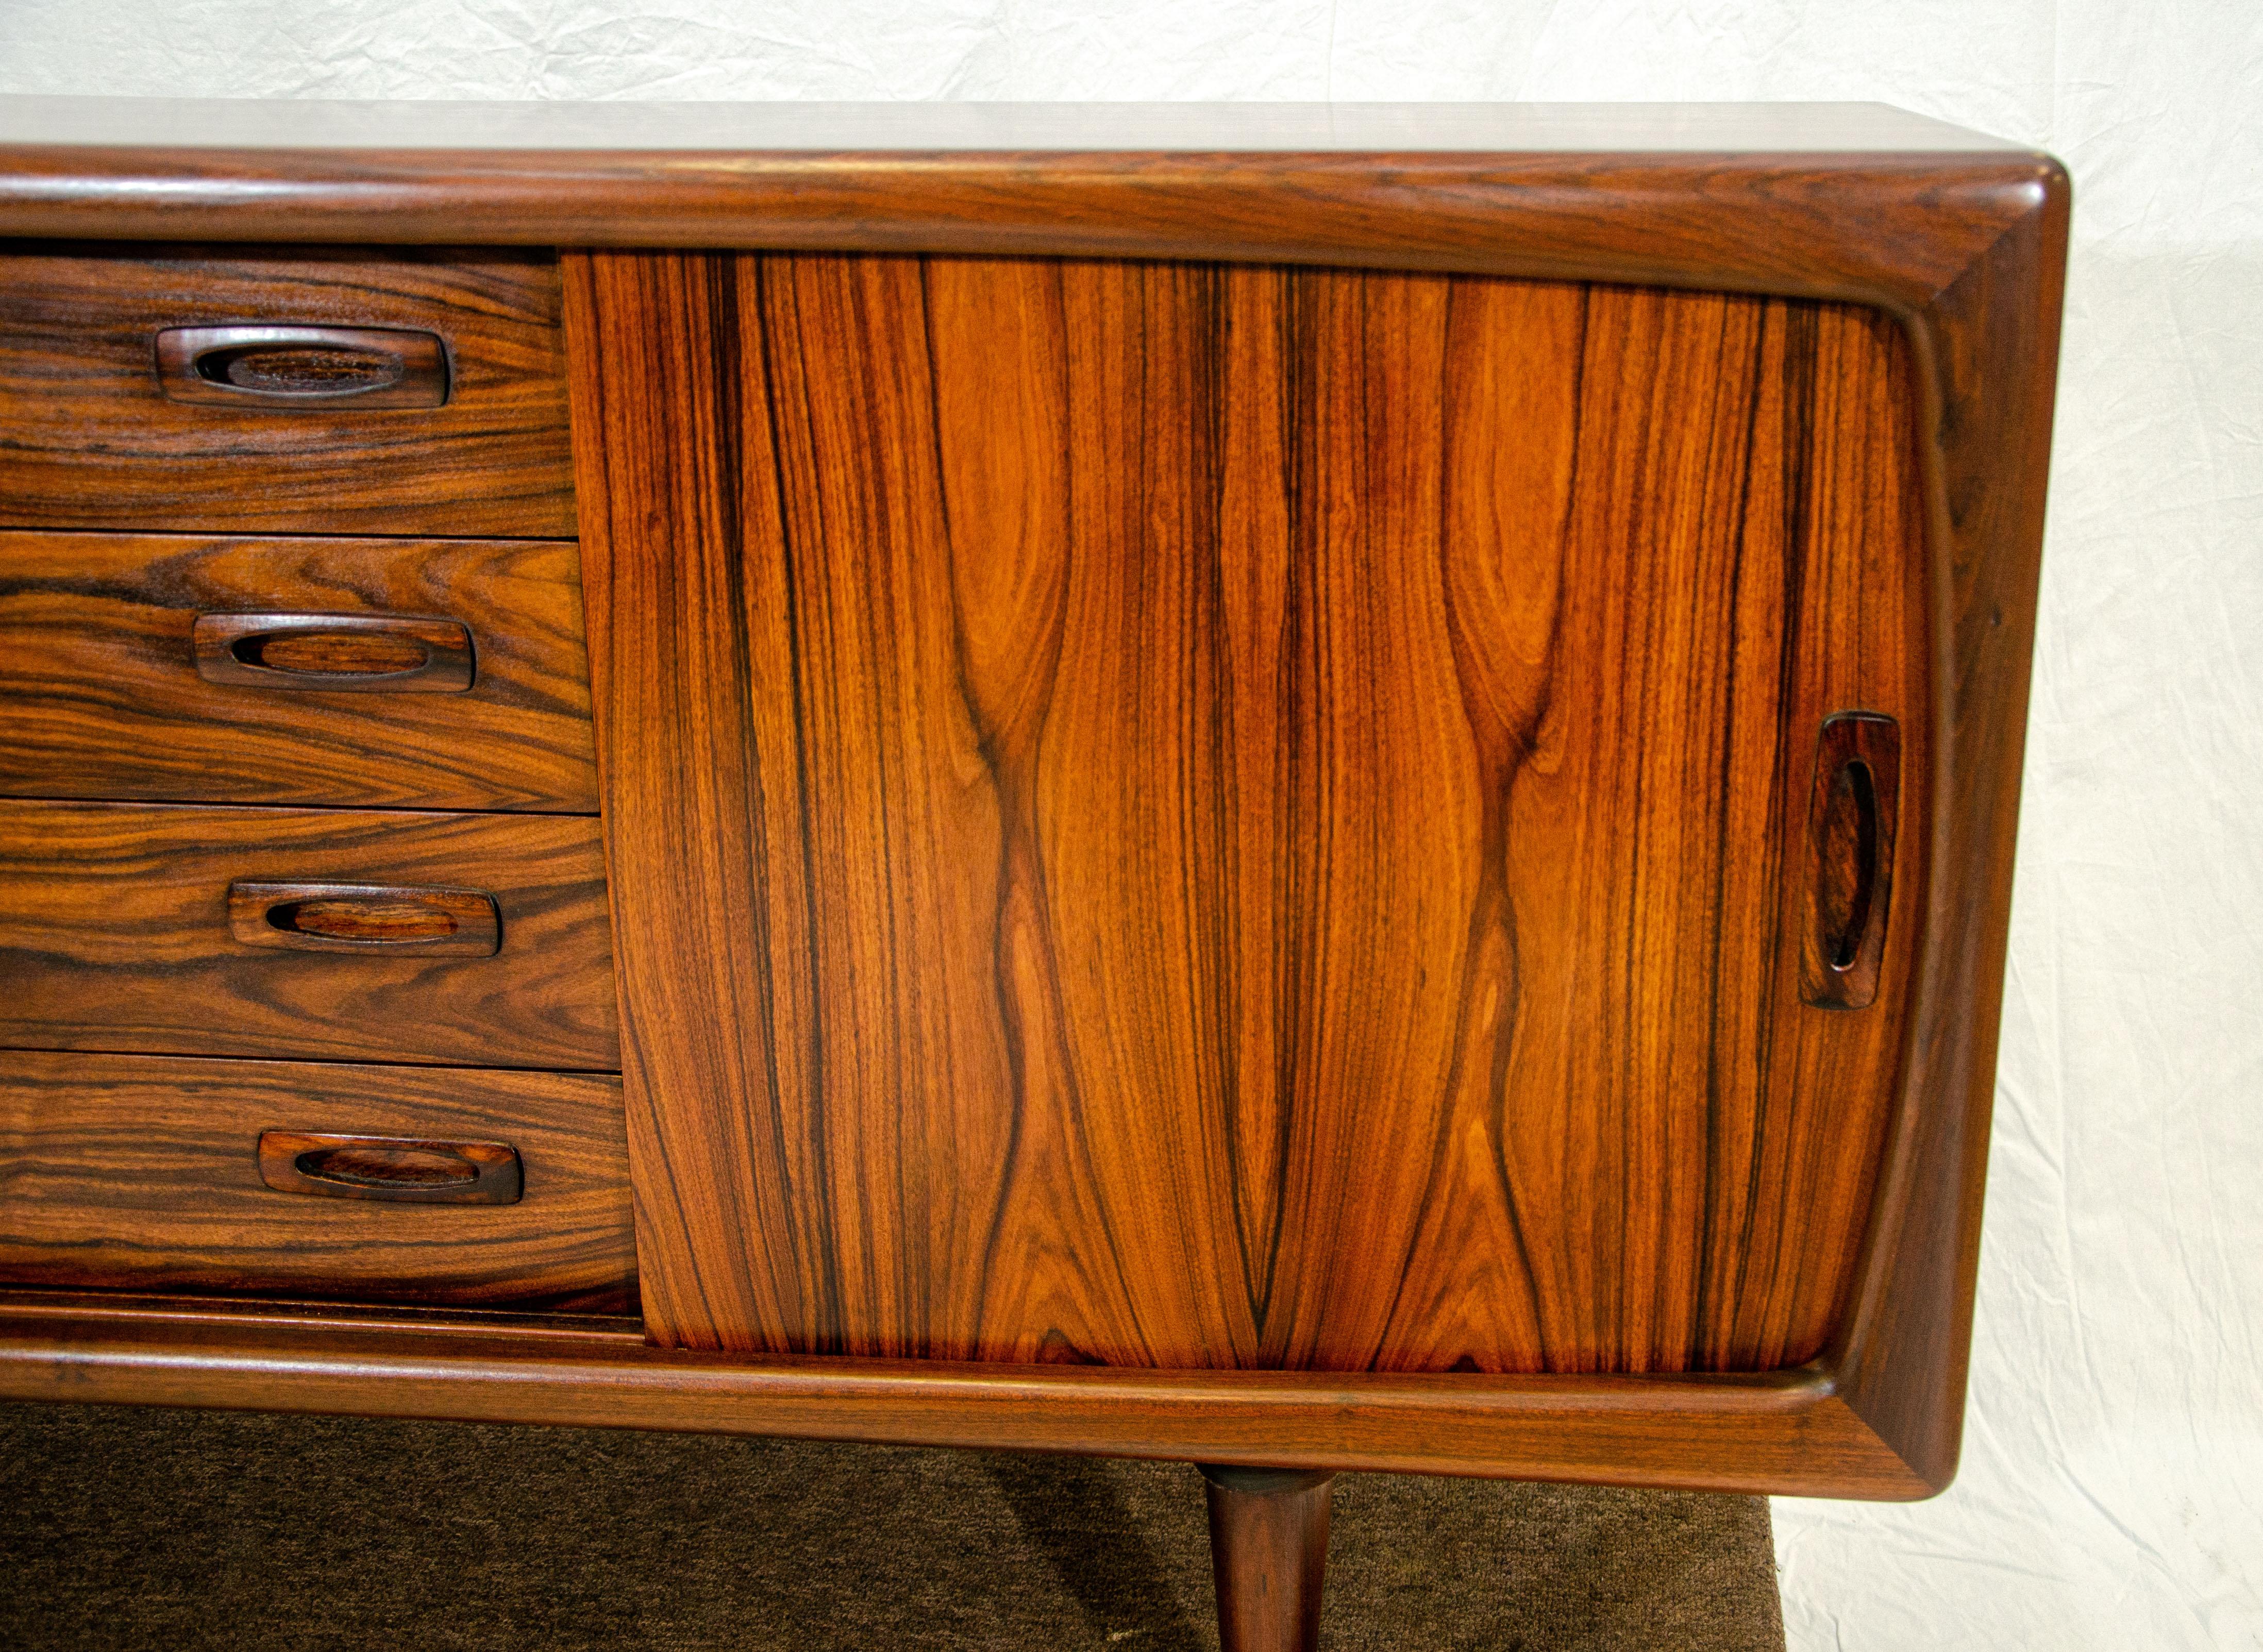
[0,97,2029,156]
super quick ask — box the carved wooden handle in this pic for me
[1800,713,1901,1010]
[228,881,501,956]
[258,1131,523,1204]
[192,612,474,693]
[155,324,449,408]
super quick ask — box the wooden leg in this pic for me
[1199,1465,1335,1652]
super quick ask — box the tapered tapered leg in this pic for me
[1200,1465,1336,1652]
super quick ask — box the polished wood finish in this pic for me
[0,1053,633,1311]
[155,323,448,408]
[0,800,616,1068]
[0,102,2035,282]
[192,611,475,693]
[571,251,1924,1377]
[1835,171,2065,1494]
[226,880,501,956]
[0,246,572,536]
[0,531,596,812]
[257,1130,524,1204]
[0,106,2068,1504]
[1202,1467,1334,1652]
[0,1292,1919,1494]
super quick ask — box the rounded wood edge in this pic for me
[1823,156,2069,1497]
[0,1305,1930,1499]
[0,149,2057,307]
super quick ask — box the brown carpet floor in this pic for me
[0,1402,1784,1650]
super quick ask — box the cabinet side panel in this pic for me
[572,250,1923,1371]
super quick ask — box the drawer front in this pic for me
[0,531,598,813]
[0,246,573,537]
[0,801,618,1069]
[0,1051,635,1313]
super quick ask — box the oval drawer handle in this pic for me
[155,324,449,408]
[192,612,475,693]
[1799,712,1901,1010]
[258,1131,522,1204]
[228,881,501,956]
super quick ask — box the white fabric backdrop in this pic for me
[3,3,2256,1645]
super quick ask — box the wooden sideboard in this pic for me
[0,98,2067,1649]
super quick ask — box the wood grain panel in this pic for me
[0,532,597,812]
[0,800,617,1069]
[571,252,1927,1375]
[0,246,573,537]
[0,1051,634,1312]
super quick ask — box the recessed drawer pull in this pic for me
[257,1130,523,1204]
[228,880,501,956]
[1799,712,1901,1010]
[155,324,449,408]
[192,612,475,693]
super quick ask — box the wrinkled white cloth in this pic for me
[1,4,2257,1647]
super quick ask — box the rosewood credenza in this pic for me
[0,98,2066,1649]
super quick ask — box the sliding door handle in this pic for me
[1800,713,1901,1010]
